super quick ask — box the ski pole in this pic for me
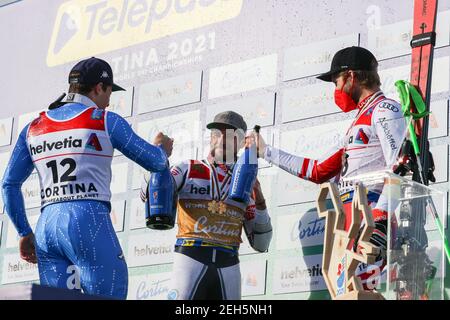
[395,80,430,184]
[396,79,450,264]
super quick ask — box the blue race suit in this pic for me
[1,94,168,299]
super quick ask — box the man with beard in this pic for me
[141,111,273,300]
[250,46,407,290]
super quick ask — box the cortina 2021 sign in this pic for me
[47,0,243,66]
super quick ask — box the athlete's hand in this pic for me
[153,132,174,158]
[19,233,37,264]
[252,179,266,210]
[246,132,267,158]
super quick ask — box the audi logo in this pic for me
[379,103,399,112]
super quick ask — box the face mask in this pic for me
[334,76,358,113]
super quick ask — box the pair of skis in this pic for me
[394,0,449,300]
[407,0,438,185]
[395,0,438,184]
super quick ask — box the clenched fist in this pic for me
[153,132,174,158]
[20,233,37,264]
[246,131,267,158]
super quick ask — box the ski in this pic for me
[409,0,438,186]
[392,0,440,300]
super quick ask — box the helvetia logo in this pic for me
[85,133,103,151]
[29,136,82,155]
[47,0,243,67]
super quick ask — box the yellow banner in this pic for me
[47,0,243,67]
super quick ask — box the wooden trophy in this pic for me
[316,182,385,300]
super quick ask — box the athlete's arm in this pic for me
[372,100,407,213]
[264,145,344,184]
[372,100,407,169]
[1,125,35,237]
[243,179,273,252]
[106,111,168,172]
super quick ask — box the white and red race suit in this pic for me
[141,158,272,300]
[264,90,407,289]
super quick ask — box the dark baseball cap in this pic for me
[317,46,378,82]
[68,57,125,92]
[207,111,247,132]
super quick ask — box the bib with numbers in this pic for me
[27,107,113,207]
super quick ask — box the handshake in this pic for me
[153,132,174,158]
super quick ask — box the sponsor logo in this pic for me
[194,215,241,237]
[101,70,109,78]
[29,136,82,155]
[280,264,323,279]
[134,244,172,257]
[47,0,243,67]
[189,184,210,195]
[85,133,103,151]
[336,256,346,295]
[136,278,170,300]
[152,191,158,201]
[377,117,398,151]
[378,102,399,112]
[294,217,325,241]
[7,260,39,273]
[91,109,104,120]
[354,128,369,144]
[66,93,76,101]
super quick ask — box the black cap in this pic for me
[68,57,125,92]
[206,111,247,132]
[317,46,378,82]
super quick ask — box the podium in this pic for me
[319,171,447,300]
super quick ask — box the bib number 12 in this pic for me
[46,158,77,183]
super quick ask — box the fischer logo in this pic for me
[29,136,82,155]
[47,0,243,67]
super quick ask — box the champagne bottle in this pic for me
[228,125,260,203]
[145,147,176,230]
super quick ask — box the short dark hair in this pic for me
[332,69,381,89]
[353,70,381,88]
[68,82,109,95]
